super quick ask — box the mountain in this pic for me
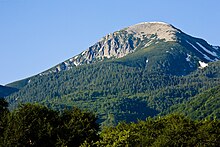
[0,85,18,98]
[5,22,220,125]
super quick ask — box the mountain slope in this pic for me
[168,84,220,119]
[5,22,220,125]
[0,85,18,98]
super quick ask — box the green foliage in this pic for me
[1,104,59,146]
[0,101,219,146]
[97,114,220,146]
[56,107,99,146]
[0,103,99,147]
[0,98,9,141]
[0,98,8,114]
[168,85,220,120]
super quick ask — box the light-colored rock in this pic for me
[125,22,179,41]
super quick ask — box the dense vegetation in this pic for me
[168,85,220,119]
[97,114,220,147]
[0,99,99,146]
[0,99,219,146]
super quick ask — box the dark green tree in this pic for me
[2,103,59,147]
[56,107,99,147]
[0,98,8,115]
[0,98,9,143]
[1,103,99,147]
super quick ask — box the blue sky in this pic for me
[0,0,220,85]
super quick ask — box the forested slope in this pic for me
[168,84,220,119]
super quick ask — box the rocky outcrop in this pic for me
[67,22,180,67]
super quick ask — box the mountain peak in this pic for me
[39,22,219,75]
[125,21,180,41]
[134,21,171,26]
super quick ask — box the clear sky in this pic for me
[0,0,220,85]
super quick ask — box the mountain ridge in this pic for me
[35,22,220,77]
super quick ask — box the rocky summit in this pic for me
[40,22,220,76]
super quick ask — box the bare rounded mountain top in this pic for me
[125,22,180,41]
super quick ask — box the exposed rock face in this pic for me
[69,22,180,66]
[81,32,138,61]
[43,32,141,75]
[65,31,141,68]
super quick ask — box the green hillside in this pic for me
[168,85,220,119]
